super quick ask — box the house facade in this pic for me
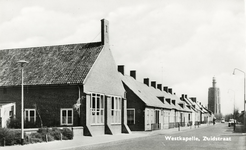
[0,19,130,136]
[119,67,192,131]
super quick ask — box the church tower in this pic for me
[208,77,221,115]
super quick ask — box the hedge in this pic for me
[0,127,73,146]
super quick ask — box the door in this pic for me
[145,108,151,130]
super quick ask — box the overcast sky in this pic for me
[0,0,245,115]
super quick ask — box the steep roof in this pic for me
[120,74,172,109]
[0,42,103,86]
[165,92,191,112]
[148,87,181,110]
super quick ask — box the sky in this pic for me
[0,0,245,115]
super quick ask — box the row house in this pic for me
[198,103,214,124]
[181,95,214,125]
[118,67,192,131]
[181,95,202,125]
[163,89,191,128]
[0,19,130,136]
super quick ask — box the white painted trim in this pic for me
[24,109,36,122]
[60,108,73,126]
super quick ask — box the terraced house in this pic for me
[118,67,192,131]
[0,19,130,136]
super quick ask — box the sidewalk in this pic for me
[0,124,210,150]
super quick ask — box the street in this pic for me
[74,123,245,150]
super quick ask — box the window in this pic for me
[90,93,104,124]
[60,108,73,125]
[155,110,160,124]
[25,109,36,122]
[111,96,121,124]
[127,109,135,124]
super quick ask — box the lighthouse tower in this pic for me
[208,77,221,116]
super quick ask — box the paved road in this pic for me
[74,123,245,150]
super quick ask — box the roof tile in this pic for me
[0,42,103,86]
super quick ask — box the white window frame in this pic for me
[111,96,121,124]
[90,93,104,125]
[24,109,36,122]
[127,108,135,124]
[60,108,73,125]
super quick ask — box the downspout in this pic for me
[78,85,81,116]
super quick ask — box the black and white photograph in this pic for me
[0,0,245,149]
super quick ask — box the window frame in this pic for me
[24,109,36,123]
[111,96,121,124]
[90,93,105,125]
[60,108,73,126]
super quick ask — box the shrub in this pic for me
[29,137,43,144]
[0,128,9,146]
[0,128,27,146]
[50,128,62,140]
[28,133,43,143]
[37,127,56,142]
[7,118,21,128]
[61,128,73,140]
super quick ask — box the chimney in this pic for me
[168,88,172,94]
[151,81,156,88]
[130,70,136,79]
[143,78,149,86]
[190,97,197,103]
[185,95,187,98]
[157,84,162,91]
[101,19,109,45]
[163,86,168,92]
[118,65,124,75]
[166,98,171,104]
[172,100,176,105]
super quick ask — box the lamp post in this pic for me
[17,60,28,145]
[233,68,246,132]
[228,89,235,131]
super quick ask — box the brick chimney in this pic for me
[163,86,168,92]
[130,70,136,79]
[118,65,124,75]
[190,97,197,103]
[157,84,162,91]
[143,78,149,86]
[168,88,172,94]
[101,19,109,45]
[151,81,156,88]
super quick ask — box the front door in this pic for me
[145,108,151,131]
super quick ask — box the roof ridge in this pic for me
[0,41,102,51]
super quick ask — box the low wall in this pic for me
[20,126,84,136]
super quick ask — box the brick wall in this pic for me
[0,85,82,127]
[123,83,145,131]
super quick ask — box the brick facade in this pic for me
[0,85,82,127]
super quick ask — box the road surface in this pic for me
[72,123,246,150]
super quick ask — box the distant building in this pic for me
[208,77,221,116]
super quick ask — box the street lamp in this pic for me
[17,60,28,145]
[233,68,246,132]
[228,89,235,131]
